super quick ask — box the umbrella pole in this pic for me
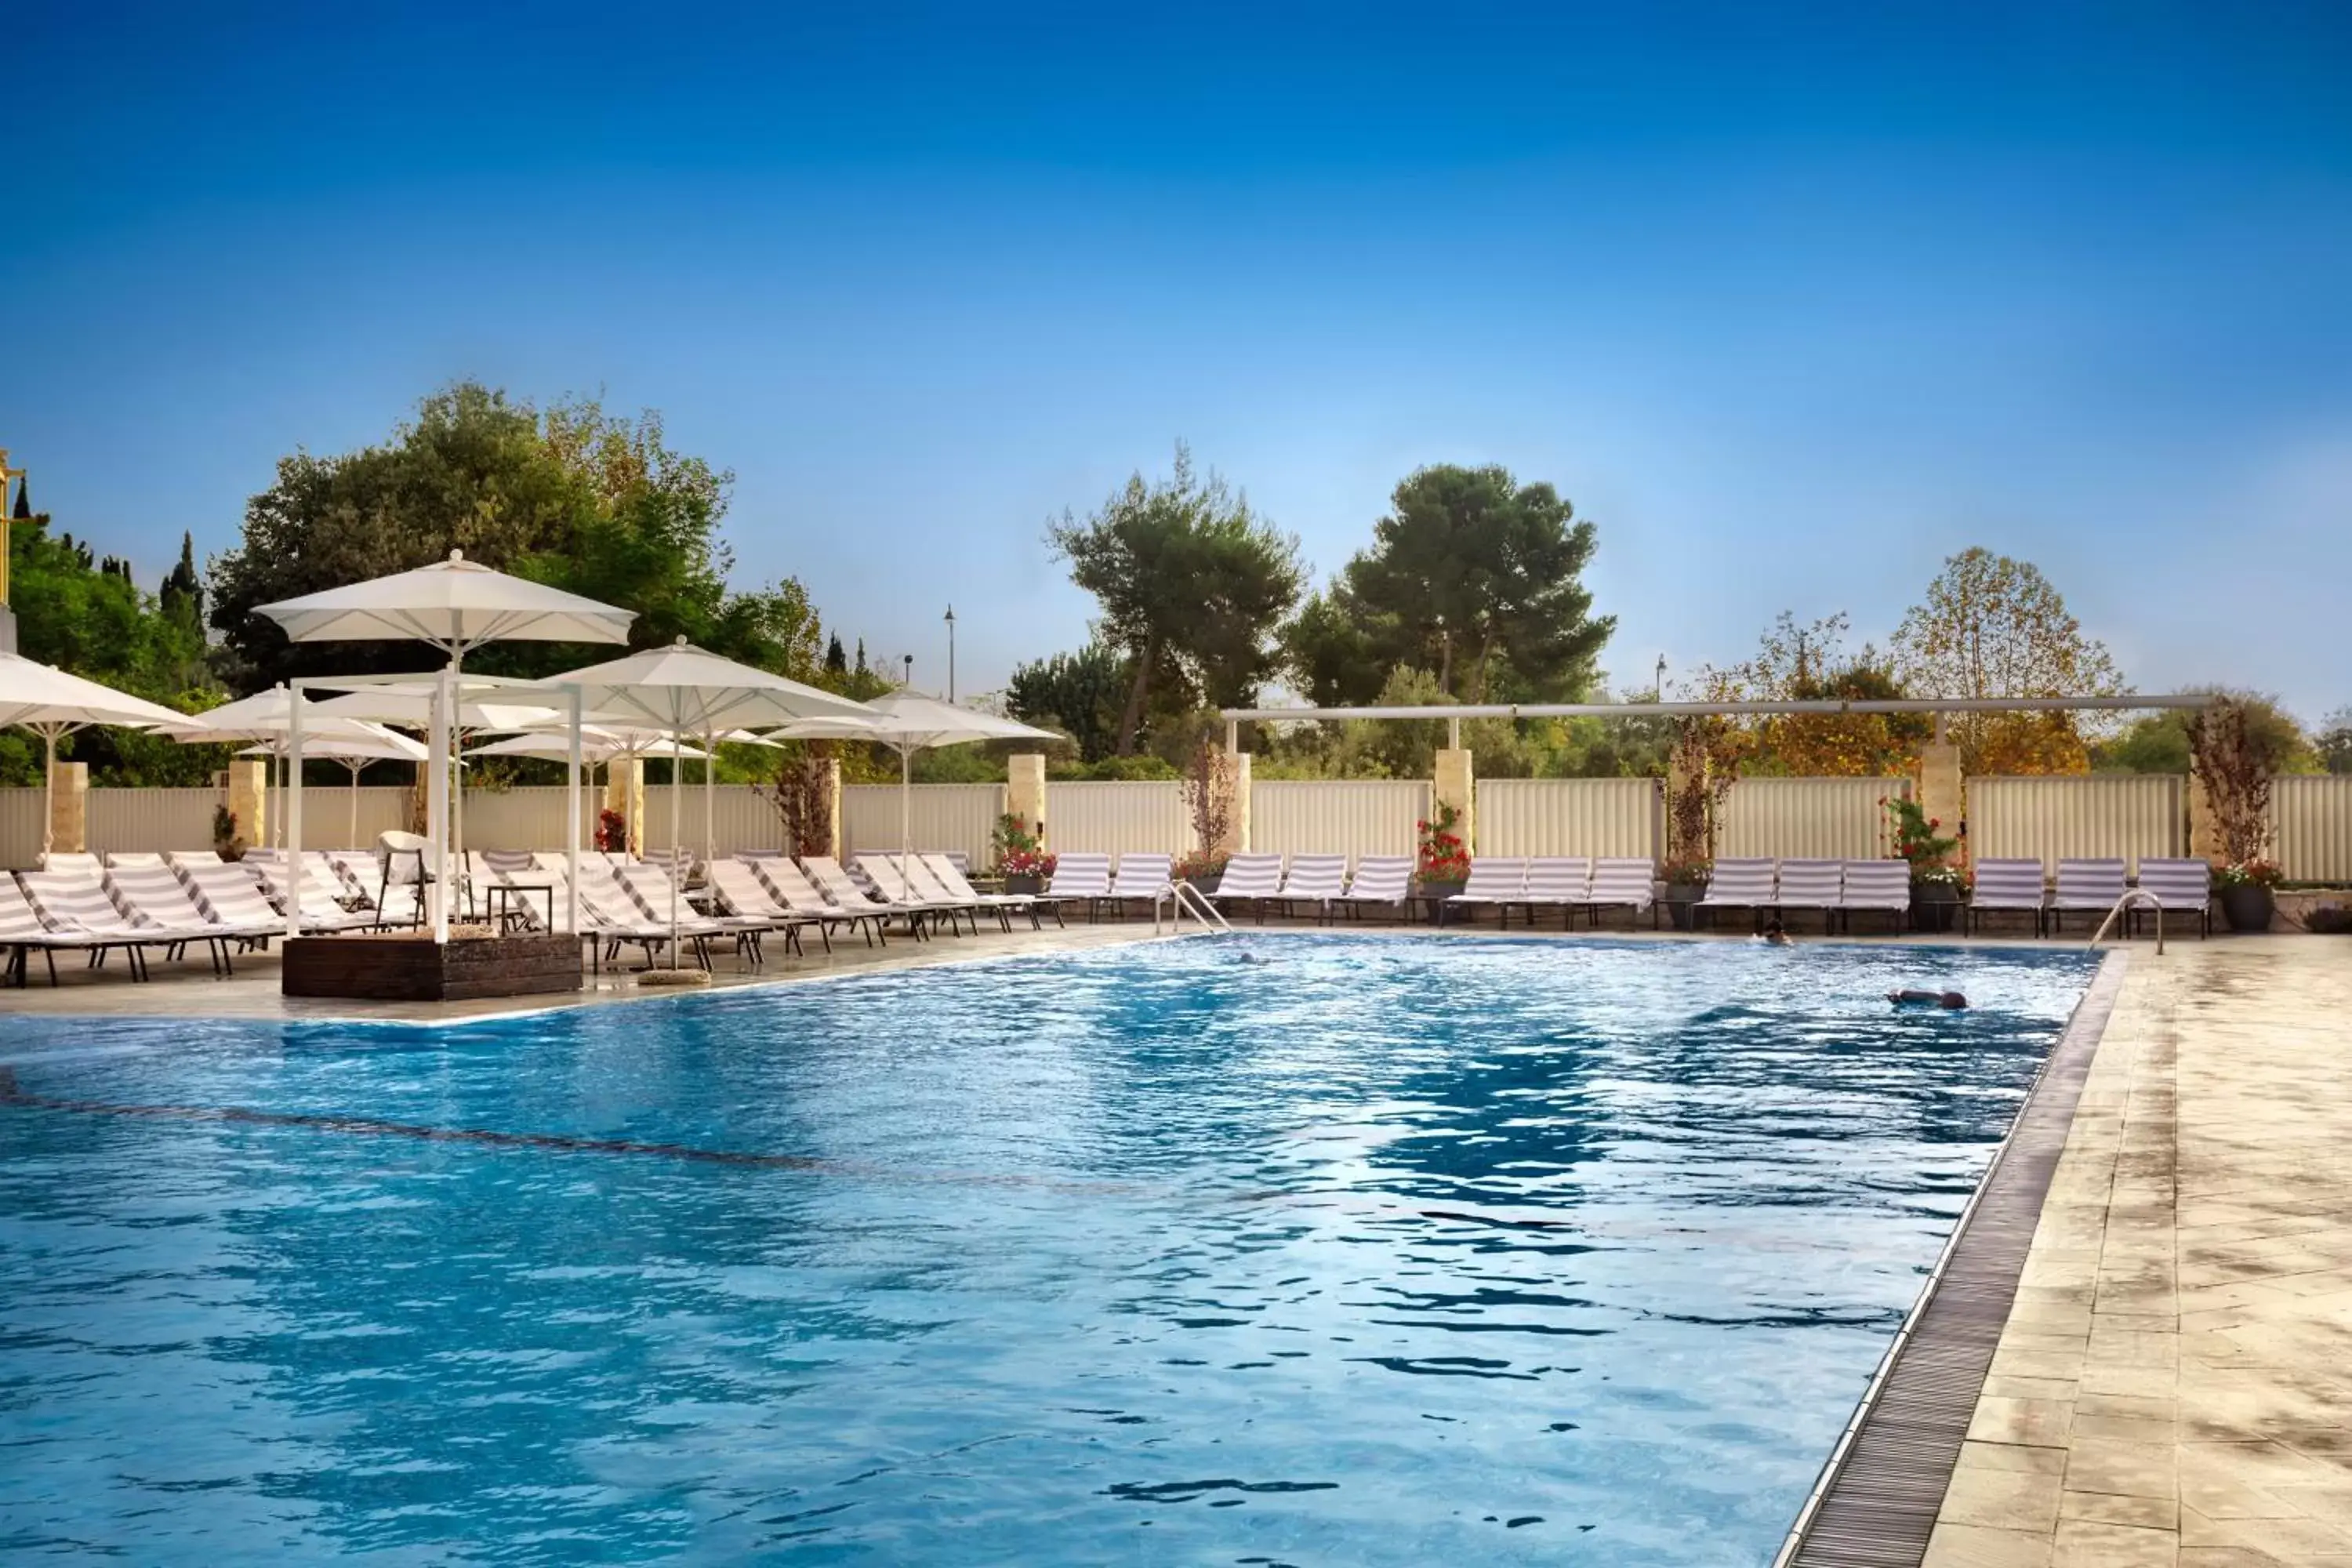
[901,742,912,881]
[348,760,361,848]
[42,728,56,863]
[703,732,715,870]
[669,724,683,961]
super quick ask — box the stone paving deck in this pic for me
[1922,938,2352,1568]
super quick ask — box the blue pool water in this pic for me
[0,936,2098,1565]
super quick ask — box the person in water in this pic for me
[1888,989,1969,1009]
[1760,917,1792,946]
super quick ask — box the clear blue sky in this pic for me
[7,2,2350,719]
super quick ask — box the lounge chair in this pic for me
[804,856,935,939]
[1105,852,1174,916]
[1697,858,1777,933]
[574,861,726,968]
[2048,858,2128,935]
[2131,858,2212,939]
[249,848,379,932]
[1446,858,1528,926]
[40,851,103,877]
[322,848,423,929]
[17,869,192,980]
[1207,853,1283,923]
[1838,861,1912,934]
[742,855,889,947]
[106,863,269,972]
[1584,858,1657,928]
[702,860,830,955]
[1335,855,1414,920]
[103,851,168,869]
[1515,856,1592,928]
[922,852,1056,931]
[619,861,765,962]
[1271,855,1347,924]
[1773,859,1844,933]
[0,875,121,987]
[1966,859,2047,936]
[162,849,226,874]
[180,861,301,937]
[1044,852,1112,921]
[851,853,974,935]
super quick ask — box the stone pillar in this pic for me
[49,760,88,855]
[225,757,267,851]
[1006,752,1047,843]
[1217,750,1251,855]
[1433,748,1475,855]
[821,755,844,862]
[1916,737,1965,868]
[2187,767,2222,866]
[604,757,644,856]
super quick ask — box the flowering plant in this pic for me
[1174,849,1230,882]
[2213,858,2283,890]
[1882,794,1960,880]
[1416,804,1469,883]
[989,813,1057,879]
[1661,857,1712,887]
[1911,863,1966,889]
[595,808,628,853]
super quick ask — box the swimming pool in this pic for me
[1,935,2098,1565]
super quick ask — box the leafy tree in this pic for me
[3,518,225,786]
[210,383,825,690]
[2094,692,2318,775]
[1703,612,1927,776]
[824,634,848,677]
[1046,443,1304,753]
[1005,641,1130,763]
[1889,548,2123,774]
[2314,707,2352,776]
[1290,463,1613,704]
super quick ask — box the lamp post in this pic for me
[902,654,914,691]
[1653,655,1667,702]
[944,604,956,705]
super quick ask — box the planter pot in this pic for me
[1003,873,1044,897]
[1912,880,1962,933]
[2220,884,2275,934]
[1666,882,1705,931]
[1187,872,1221,896]
[1417,880,1465,924]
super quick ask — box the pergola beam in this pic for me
[1219,694,2214,724]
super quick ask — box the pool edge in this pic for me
[1771,945,2129,1567]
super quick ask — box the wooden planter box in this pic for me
[283,933,583,1003]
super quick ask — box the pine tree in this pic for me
[824,633,848,676]
[854,637,869,678]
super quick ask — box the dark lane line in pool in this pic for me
[0,1066,1127,1194]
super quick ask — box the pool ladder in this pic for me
[2086,888,2165,954]
[1153,879,1232,935]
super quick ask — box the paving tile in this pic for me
[1926,1522,2057,1567]
[2050,1517,2178,1566]
[1944,1464,2067,1534]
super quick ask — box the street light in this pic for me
[1653,655,1667,702]
[944,604,956,705]
[902,654,914,690]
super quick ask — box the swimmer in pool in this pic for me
[1759,917,1792,946]
[1888,989,1969,1009]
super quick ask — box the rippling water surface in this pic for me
[0,935,2096,1565]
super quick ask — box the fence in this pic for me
[1966,775,2185,875]
[1718,777,1904,862]
[840,784,1005,866]
[2272,775,2352,883]
[1251,780,1429,865]
[1044,780,1190,858]
[1475,779,1658,858]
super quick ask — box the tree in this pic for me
[209,383,825,691]
[1704,612,1927,776]
[1005,642,1130,763]
[2095,693,2318,775]
[1889,549,2123,774]
[1290,463,1613,705]
[1046,443,1303,753]
[2313,707,2352,776]
[2188,698,2276,866]
[824,634,848,677]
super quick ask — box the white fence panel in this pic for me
[641,784,801,858]
[1719,777,1904,861]
[1968,775,2183,875]
[2272,775,2352,883]
[279,784,416,849]
[1046,781,1189,857]
[86,788,221,856]
[1251,780,1428,866]
[1475,779,1657,858]
[456,787,572,851]
[0,788,44,869]
[839,784,1006,865]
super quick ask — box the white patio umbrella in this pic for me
[551,639,874,960]
[771,691,1057,877]
[257,550,634,942]
[310,687,578,861]
[161,685,425,848]
[0,651,199,860]
[236,724,426,848]
[466,727,714,853]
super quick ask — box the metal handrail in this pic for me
[1153,878,1232,935]
[2088,887,2164,954]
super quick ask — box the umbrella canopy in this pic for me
[1,651,200,859]
[254,550,636,655]
[550,639,875,956]
[164,684,416,747]
[309,687,572,732]
[772,692,1057,874]
[469,728,714,764]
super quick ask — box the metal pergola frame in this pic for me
[1217,694,2216,750]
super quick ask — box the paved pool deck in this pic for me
[1922,936,2352,1568]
